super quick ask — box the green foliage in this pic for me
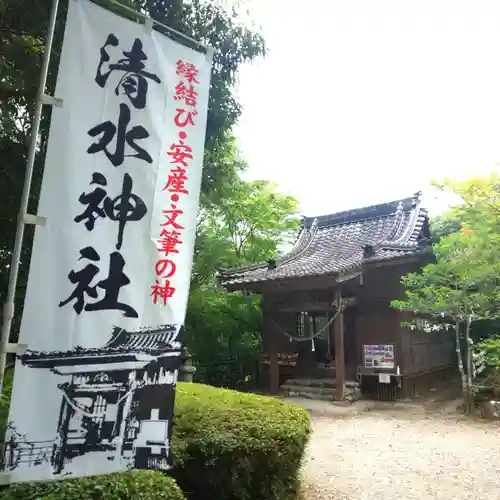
[0,470,185,500]
[395,173,500,412]
[429,212,461,242]
[433,174,500,234]
[0,383,310,500]
[476,335,500,371]
[392,230,500,322]
[0,367,13,439]
[1,0,296,391]
[171,383,311,500]
[406,174,500,321]
[428,175,500,341]
[473,336,500,397]
[185,290,262,364]
[430,174,500,271]
[186,135,299,368]
[202,178,299,266]
[193,141,300,284]
[198,133,248,209]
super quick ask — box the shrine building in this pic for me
[219,193,456,401]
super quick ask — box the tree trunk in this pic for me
[455,321,468,413]
[465,317,474,415]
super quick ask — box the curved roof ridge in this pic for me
[302,196,415,229]
[219,260,267,277]
[375,192,422,247]
[276,218,319,267]
[409,207,430,243]
[392,192,423,245]
[104,327,125,348]
[378,199,406,245]
[219,220,318,277]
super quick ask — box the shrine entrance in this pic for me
[53,381,133,474]
[297,312,335,368]
[295,307,358,381]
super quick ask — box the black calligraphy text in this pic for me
[74,172,147,250]
[87,103,153,167]
[59,246,138,318]
[95,34,161,109]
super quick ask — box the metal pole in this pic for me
[0,0,60,394]
[103,0,210,54]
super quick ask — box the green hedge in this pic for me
[0,380,310,500]
[0,470,185,500]
[171,383,311,500]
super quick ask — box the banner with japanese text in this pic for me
[3,0,211,482]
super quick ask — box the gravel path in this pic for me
[300,400,500,500]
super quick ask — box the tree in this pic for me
[192,178,299,287]
[182,132,300,367]
[191,133,300,287]
[392,228,500,413]
[430,212,461,242]
[473,335,500,399]
[432,173,500,242]
[205,181,299,262]
[184,288,262,366]
[432,174,500,343]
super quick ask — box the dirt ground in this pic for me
[296,396,500,500]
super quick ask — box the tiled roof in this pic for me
[19,326,178,366]
[105,326,177,350]
[219,192,431,289]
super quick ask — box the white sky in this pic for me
[233,0,500,217]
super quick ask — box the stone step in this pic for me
[284,378,336,388]
[281,384,336,401]
[282,383,336,395]
[284,378,360,389]
[281,379,362,402]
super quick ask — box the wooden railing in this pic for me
[3,438,54,469]
[260,352,298,367]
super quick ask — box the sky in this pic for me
[233,0,500,217]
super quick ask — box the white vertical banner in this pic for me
[3,0,211,483]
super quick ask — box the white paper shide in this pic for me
[3,0,211,482]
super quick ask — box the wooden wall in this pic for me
[400,327,455,375]
[261,260,456,389]
[355,304,455,376]
[347,262,455,378]
[355,302,404,371]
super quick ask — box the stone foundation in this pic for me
[344,381,362,402]
[281,378,361,403]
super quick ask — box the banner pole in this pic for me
[0,0,61,395]
[102,0,210,54]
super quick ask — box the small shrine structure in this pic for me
[4,326,179,475]
[220,193,456,401]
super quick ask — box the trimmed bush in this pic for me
[0,470,185,500]
[171,383,311,500]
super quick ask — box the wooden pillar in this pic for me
[334,287,345,401]
[269,335,280,395]
[263,296,280,395]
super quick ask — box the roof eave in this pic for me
[222,249,433,293]
[218,222,314,281]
